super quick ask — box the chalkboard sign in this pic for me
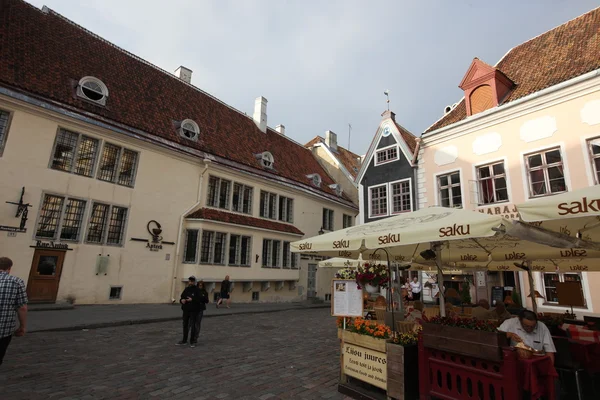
[491,286,504,306]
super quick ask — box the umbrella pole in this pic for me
[526,261,538,314]
[434,245,446,318]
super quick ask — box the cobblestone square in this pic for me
[0,308,347,400]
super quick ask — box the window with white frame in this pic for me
[229,234,252,266]
[282,242,299,269]
[525,148,567,197]
[260,191,277,219]
[262,239,281,268]
[0,109,11,156]
[587,138,600,184]
[391,180,411,213]
[207,176,232,209]
[50,129,100,178]
[375,146,399,165]
[541,272,586,306]
[86,202,128,245]
[35,194,87,241]
[232,183,253,214]
[343,214,354,228]
[278,196,294,223]
[199,230,227,264]
[77,76,109,105]
[438,172,462,208]
[183,229,199,263]
[369,185,388,217]
[476,162,508,205]
[322,208,334,231]
[96,143,138,187]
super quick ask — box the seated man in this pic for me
[488,301,512,323]
[405,301,424,322]
[498,309,556,363]
[471,299,490,319]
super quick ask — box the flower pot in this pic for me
[364,284,380,294]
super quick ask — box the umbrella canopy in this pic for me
[317,258,370,268]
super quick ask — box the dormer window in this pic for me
[307,174,322,187]
[329,184,343,197]
[459,58,514,117]
[77,76,108,105]
[179,119,200,141]
[260,151,274,169]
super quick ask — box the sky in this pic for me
[26,0,599,156]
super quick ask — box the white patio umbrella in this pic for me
[317,257,388,268]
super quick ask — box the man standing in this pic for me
[177,276,201,348]
[0,257,28,366]
[498,309,556,363]
[409,276,421,301]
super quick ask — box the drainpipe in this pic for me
[170,159,211,302]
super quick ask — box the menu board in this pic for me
[332,279,364,317]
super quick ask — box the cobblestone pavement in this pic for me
[0,308,350,400]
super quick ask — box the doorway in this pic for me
[307,263,317,299]
[26,249,66,303]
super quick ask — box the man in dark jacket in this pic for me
[193,281,210,343]
[177,276,202,348]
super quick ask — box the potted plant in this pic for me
[356,263,389,294]
[421,315,506,361]
[335,267,357,280]
[337,317,391,352]
[387,326,421,400]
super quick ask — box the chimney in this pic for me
[381,110,396,121]
[175,66,192,84]
[325,130,338,151]
[253,96,268,133]
[275,125,285,135]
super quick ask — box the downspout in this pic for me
[169,159,211,302]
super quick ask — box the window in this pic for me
[228,235,252,266]
[109,286,123,300]
[86,202,128,245]
[283,242,298,269]
[252,291,260,301]
[369,185,388,217]
[200,230,226,265]
[183,229,199,263]
[343,214,354,228]
[375,146,399,165]
[391,180,411,213]
[438,172,462,208]
[98,143,139,187]
[77,76,109,105]
[525,148,566,197]
[117,149,138,187]
[207,176,232,209]
[542,273,586,306]
[322,208,334,231]
[278,196,294,223]
[311,174,322,187]
[587,138,600,184]
[260,152,274,169]
[232,183,253,214]
[0,109,11,156]
[477,162,508,204]
[260,191,277,219]
[262,239,282,268]
[50,129,99,177]
[179,119,200,141]
[35,195,87,241]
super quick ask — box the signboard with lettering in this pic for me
[342,343,387,389]
[30,240,72,251]
[332,279,363,317]
[0,225,26,233]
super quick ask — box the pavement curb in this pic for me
[28,304,330,333]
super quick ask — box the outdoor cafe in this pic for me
[292,185,600,400]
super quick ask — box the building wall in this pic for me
[419,75,600,315]
[0,96,201,304]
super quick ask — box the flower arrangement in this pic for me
[335,267,357,280]
[336,316,352,328]
[351,317,392,339]
[356,263,390,289]
[424,315,499,332]
[392,325,422,346]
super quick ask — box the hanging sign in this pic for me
[331,279,363,317]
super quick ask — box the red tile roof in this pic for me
[305,136,362,177]
[393,121,418,154]
[425,7,600,133]
[0,0,353,204]
[187,208,304,236]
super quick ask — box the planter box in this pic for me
[386,343,419,400]
[421,323,507,362]
[339,329,387,353]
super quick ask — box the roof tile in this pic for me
[305,136,362,177]
[187,208,304,235]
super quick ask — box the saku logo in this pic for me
[438,224,471,237]
[557,197,600,215]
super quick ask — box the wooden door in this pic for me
[26,250,66,303]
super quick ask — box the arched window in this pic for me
[469,85,494,115]
[179,119,200,141]
[261,152,274,169]
[77,76,109,105]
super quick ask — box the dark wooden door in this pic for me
[26,250,65,303]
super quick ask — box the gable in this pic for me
[377,134,397,149]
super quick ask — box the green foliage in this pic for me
[460,280,472,304]
[511,290,522,307]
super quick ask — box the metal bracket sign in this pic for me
[4,187,32,232]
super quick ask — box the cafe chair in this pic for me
[397,321,417,334]
[423,306,440,319]
[374,307,387,324]
[462,306,473,316]
[553,336,584,400]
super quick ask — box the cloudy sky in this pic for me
[27,0,599,155]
